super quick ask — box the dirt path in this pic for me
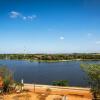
[0,84,92,100]
[24,84,93,100]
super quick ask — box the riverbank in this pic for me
[1,58,100,63]
[29,59,100,63]
[24,84,91,97]
[24,84,92,100]
[0,84,92,100]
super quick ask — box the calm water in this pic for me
[0,60,100,87]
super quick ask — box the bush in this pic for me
[52,80,68,86]
[0,66,13,93]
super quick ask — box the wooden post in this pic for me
[34,83,35,92]
[21,79,24,91]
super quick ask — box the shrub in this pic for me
[52,80,68,86]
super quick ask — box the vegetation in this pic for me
[0,66,13,93]
[15,82,24,92]
[52,80,68,86]
[81,64,100,100]
[0,66,23,93]
[0,53,100,62]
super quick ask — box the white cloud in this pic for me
[9,11,37,21]
[27,15,37,20]
[28,16,33,20]
[23,16,27,20]
[10,11,20,18]
[96,41,100,44]
[60,36,64,40]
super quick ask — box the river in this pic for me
[0,60,100,87]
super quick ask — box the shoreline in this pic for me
[23,83,92,99]
[24,83,90,90]
[30,59,100,63]
[0,58,100,63]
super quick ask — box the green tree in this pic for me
[52,80,68,86]
[81,64,100,100]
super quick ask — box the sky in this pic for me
[0,0,100,54]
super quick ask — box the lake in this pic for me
[0,60,100,87]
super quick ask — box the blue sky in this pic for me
[0,0,100,53]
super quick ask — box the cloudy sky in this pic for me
[0,0,100,53]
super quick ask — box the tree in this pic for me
[52,80,68,86]
[0,66,13,93]
[81,64,100,100]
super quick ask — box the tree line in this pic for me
[0,53,100,61]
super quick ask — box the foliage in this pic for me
[0,66,13,93]
[52,80,68,86]
[81,64,100,99]
[0,53,100,61]
[15,82,24,87]
[15,82,24,91]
